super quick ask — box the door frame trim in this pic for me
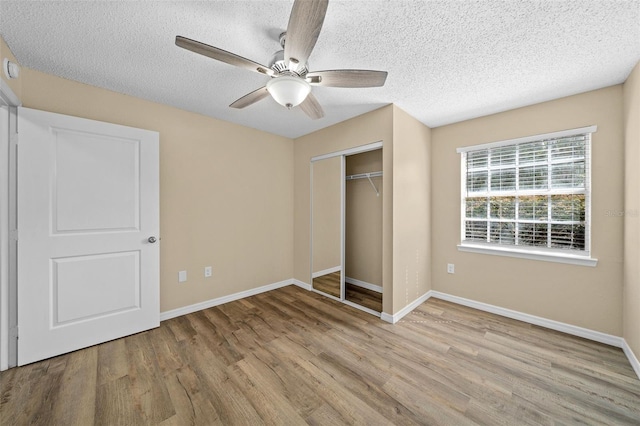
[0,77,20,371]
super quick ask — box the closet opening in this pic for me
[344,149,383,313]
[310,142,383,317]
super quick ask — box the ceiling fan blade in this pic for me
[176,36,274,77]
[299,92,325,120]
[229,86,270,109]
[284,0,329,69]
[306,70,388,88]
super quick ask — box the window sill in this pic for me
[457,244,598,267]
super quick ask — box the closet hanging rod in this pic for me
[345,171,383,180]
[345,171,382,196]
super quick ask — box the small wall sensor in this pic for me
[3,58,20,79]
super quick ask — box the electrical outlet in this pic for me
[204,266,212,278]
[178,270,187,283]
[447,264,455,274]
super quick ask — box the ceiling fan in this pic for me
[175,0,387,120]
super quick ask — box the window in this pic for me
[457,126,597,266]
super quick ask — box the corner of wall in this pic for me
[623,60,640,363]
[390,105,433,314]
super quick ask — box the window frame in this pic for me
[456,126,598,267]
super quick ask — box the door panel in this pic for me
[53,129,140,233]
[17,107,159,366]
[52,251,140,325]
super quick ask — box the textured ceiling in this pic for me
[1,1,639,139]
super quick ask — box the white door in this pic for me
[17,107,159,366]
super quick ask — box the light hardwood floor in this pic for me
[1,285,639,425]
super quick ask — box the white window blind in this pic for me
[459,126,595,256]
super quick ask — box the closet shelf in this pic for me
[345,171,382,196]
[345,171,383,180]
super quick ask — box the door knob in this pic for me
[148,236,157,243]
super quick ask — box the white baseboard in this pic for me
[292,279,312,291]
[345,277,383,293]
[381,290,433,324]
[380,312,394,323]
[622,339,640,379]
[160,278,294,321]
[312,266,341,279]
[429,291,624,348]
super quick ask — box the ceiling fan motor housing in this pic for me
[269,50,309,77]
[269,32,309,77]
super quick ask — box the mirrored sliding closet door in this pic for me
[311,155,343,299]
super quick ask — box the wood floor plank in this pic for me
[165,314,197,343]
[382,374,476,425]
[95,375,145,426]
[14,358,66,425]
[97,338,129,386]
[228,358,308,424]
[51,346,98,425]
[187,310,245,366]
[293,357,395,425]
[177,334,265,425]
[200,305,238,336]
[319,331,392,388]
[0,360,33,422]
[160,365,225,425]
[125,330,176,424]
[149,323,185,376]
[1,285,639,425]
[314,351,424,425]
[306,403,346,425]
[245,348,325,419]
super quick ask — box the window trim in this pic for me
[456,125,597,153]
[457,126,598,266]
[457,243,597,267]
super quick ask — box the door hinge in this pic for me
[9,229,18,241]
[10,326,18,340]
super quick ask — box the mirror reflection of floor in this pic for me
[312,271,341,298]
[312,271,382,313]
[345,284,382,313]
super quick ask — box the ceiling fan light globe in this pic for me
[266,76,311,109]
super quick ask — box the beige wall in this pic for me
[345,149,383,286]
[346,149,383,175]
[20,68,294,313]
[293,105,394,313]
[392,106,432,313]
[623,61,640,357]
[312,156,342,274]
[431,86,624,335]
[0,36,22,101]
